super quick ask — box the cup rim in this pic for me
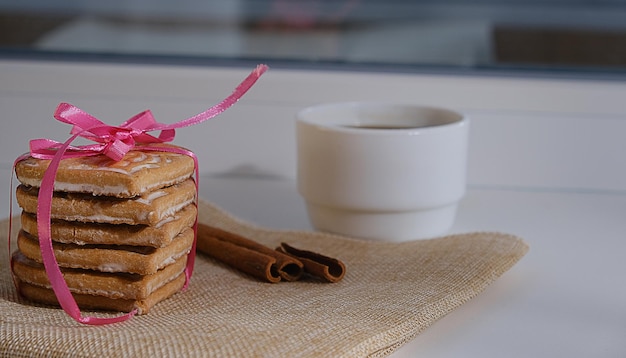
[297,101,467,135]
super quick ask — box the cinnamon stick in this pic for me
[277,243,346,283]
[196,223,303,282]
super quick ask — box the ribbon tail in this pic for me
[36,132,136,325]
[155,64,268,130]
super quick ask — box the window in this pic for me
[2,0,625,78]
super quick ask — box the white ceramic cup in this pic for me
[296,102,469,241]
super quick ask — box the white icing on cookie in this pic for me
[131,152,148,163]
[155,214,177,228]
[135,191,167,205]
[156,198,196,222]
[60,213,134,224]
[128,163,160,174]
[158,250,192,270]
[62,152,164,175]
[19,173,193,197]
[97,263,128,273]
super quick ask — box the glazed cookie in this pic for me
[17,227,195,275]
[12,251,187,300]
[15,144,195,198]
[15,273,186,314]
[20,204,197,247]
[16,179,197,226]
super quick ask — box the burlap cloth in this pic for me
[0,199,528,357]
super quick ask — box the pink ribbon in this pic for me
[11,64,268,325]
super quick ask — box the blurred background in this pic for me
[1,6,626,357]
[1,0,626,77]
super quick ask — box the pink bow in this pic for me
[11,64,268,325]
[30,104,176,161]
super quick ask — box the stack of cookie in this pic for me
[12,144,197,314]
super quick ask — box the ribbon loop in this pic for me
[50,105,164,161]
[12,64,268,325]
